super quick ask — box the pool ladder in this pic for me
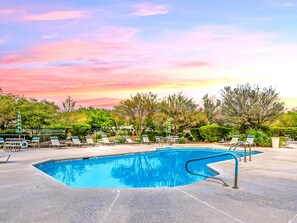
[229,141,252,162]
[185,152,239,189]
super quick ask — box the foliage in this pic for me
[266,127,297,139]
[202,93,221,124]
[245,129,271,147]
[114,92,159,136]
[17,97,59,136]
[271,111,297,127]
[179,137,186,144]
[62,95,76,112]
[160,92,198,135]
[190,128,203,141]
[220,83,285,129]
[199,125,230,142]
[87,108,114,130]
[69,123,91,138]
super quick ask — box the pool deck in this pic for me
[1,143,297,223]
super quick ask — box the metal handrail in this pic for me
[229,141,252,162]
[185,152,239,189]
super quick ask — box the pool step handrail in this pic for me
[185,152,239,189]
[229,141,252,162]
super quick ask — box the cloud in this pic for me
[23,10,89,21]
[275,0,296,7]
[132,2,168,16]
[175,61,211,69]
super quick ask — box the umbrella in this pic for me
[168,118,171,135]
[16,111,22,134]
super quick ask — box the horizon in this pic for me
[1,0,297,109]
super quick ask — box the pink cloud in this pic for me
[175,61,211,69]
[133,2,168,16]
[23,10,89,21]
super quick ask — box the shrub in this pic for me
[179,137,186,144]
[70,123,91,138]
[190,128,203,141]
[185,133,191,138]
[188,136,193,141]
[245,129,271,147]
[199,125,230,142]
[110,131,116,137]
[267,127,297,139]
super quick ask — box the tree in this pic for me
[114,92,159,136]
[0,93,18,129]
[202,94,221,123]
[220,83,285,129]
[160,92,198,134]
[62,95,76,112]
[87,108,114,130]
[17,97,59,136]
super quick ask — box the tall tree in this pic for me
[62,95,76,112]
[160,92,198,134]
[114,92,159,136]
[202,93,221,123]
[220,83,285,129]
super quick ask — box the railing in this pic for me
[229,141,252,162]
[185,152,239,189]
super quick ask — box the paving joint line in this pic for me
[288,213,297,223]
[175,187,246,223]
[101,189,121,223]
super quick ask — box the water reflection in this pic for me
[36,149,230,188]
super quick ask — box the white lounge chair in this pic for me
[85,135,100,146]
[125,137,139,145]
[49,136,67,149]
[142,135,153,144]
[71,136,87,147]
[101,135,116,146]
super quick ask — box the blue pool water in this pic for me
[35,148,258,188]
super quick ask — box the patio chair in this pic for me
[85,135,101,146]
[49,136,67,149]
[124,136,139,145]
[244,135,255,146]
[71,136,87,147]
[30,137,40,148]
[101,135,116,146]
[229,135,239,146]
[142,135,153,144]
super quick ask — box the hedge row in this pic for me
[191,125,232,142]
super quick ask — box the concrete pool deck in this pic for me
[1,143,297,223]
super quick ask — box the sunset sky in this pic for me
[1,0,297,109]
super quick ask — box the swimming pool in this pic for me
[35,148,257,188]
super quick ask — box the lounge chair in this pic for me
[243,135,255,146]
[142,135,153,144]
[30,137,40,148]
[101,135,116,146]
[229,135,239,146]
[49,136,67,149]
[125,136,139,145]
[85,135,100,146]
[71,136,87,147]
[0,152,11,163]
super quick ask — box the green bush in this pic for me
[185,133,191,138]
[70,123,91,138]
[199,125,230,142]
[267,127,297,139]
[110,131,116,137]
[190,128,203,141]
[188,136,193,141]
[245,129,271,147]
[179,137,186,144]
